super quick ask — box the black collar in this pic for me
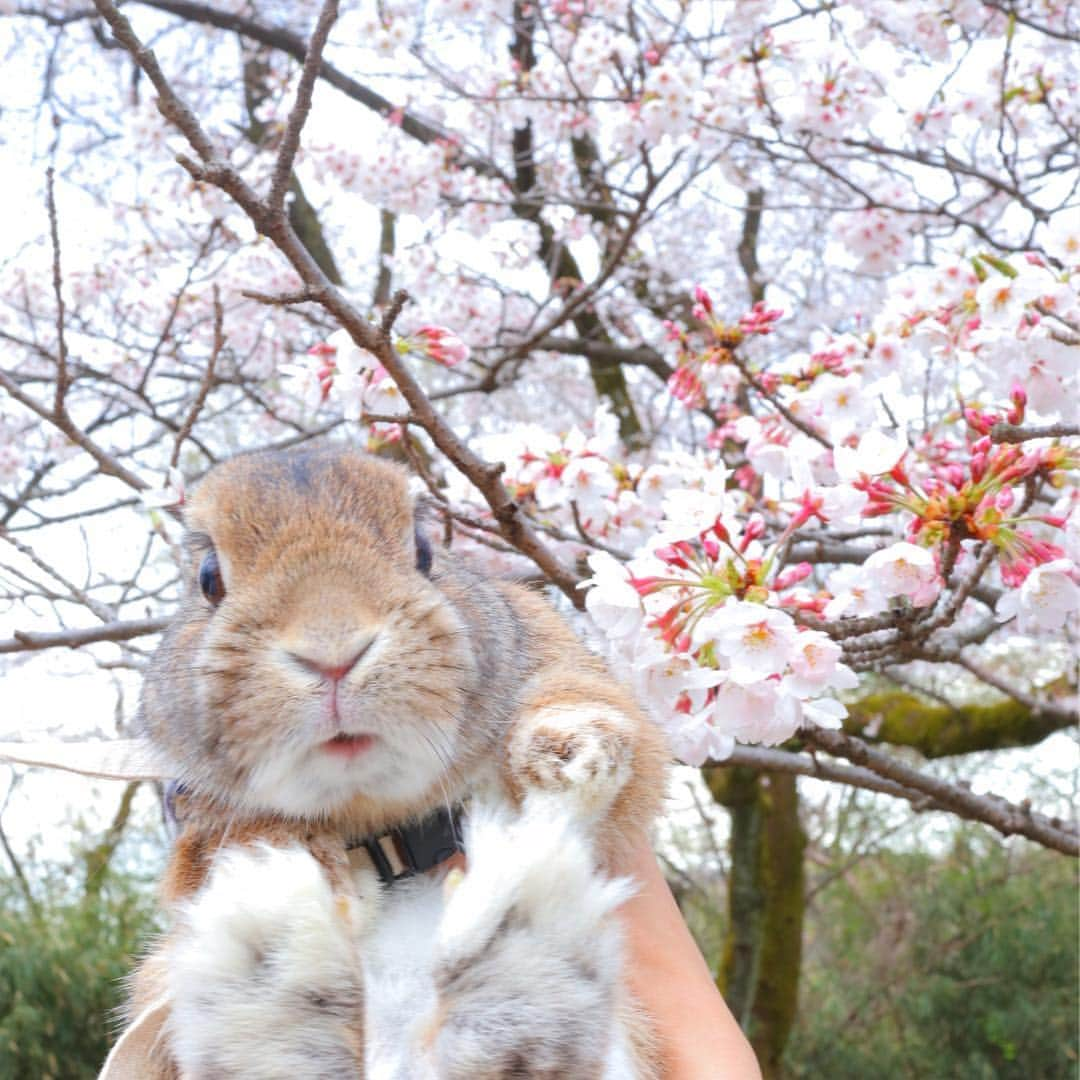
[164,781,465,887]
[347,805,465,885]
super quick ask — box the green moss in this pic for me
[844,690,1069,758]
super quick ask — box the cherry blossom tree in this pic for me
[2,0,1077,1070]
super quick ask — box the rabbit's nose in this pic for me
[288,635,377,683]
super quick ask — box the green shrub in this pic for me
[0,871,158,1080]
[785,834,1079,1079]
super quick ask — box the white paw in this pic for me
[168,843,371,1079]
[430,803,633,1078]
[511,705,634,818]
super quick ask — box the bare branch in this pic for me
[0,778,41,918]
[797,724,1078,856]
[170,285,223,468]
[990,421,1080,444]
[267,0,338,212]
[0,617,168,655]
[46,166,71,416]
[241,286,328,306]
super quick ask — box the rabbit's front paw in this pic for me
[430,805,632,1079]
[510,704,634,817]
[167,843,371,1079]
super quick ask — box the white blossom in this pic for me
[996,559,1080,633]
[863,542,941,607]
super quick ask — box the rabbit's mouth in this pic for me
[321,733,376,760]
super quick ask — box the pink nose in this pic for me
[289,637,376,683]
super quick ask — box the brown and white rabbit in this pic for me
[124,443,669,1079]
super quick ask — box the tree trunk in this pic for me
[706,765,805,1079]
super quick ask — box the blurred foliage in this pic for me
[785,831,1079,1079]
[0,866,158,1079]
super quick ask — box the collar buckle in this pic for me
[350,805,465,885]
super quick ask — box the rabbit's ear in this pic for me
[0,738,173,781]
[98,994,171,1080]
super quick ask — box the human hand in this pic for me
[615,832,762,1080]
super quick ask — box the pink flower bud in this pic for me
[994,487,1015,511]
[655,544,689,569]
[1000,558,1031,587]
[774,562,813,590]
[629,575,661,596]
[693,284,713,314]
[740,517,765,551]
[738,301,784,336]
[415,325,470,366]
[964,407,990,435]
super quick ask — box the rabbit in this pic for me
[121,443,669,1080]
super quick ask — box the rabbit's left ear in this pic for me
[0,738,173,781]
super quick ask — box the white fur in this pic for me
[428,795,636,1079]
[242,716,461,818]
[168,844,373,1078]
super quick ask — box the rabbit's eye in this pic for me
[415,529,433,577]
[199,551,226,605]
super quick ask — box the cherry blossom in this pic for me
[862,543,942,609]
[995,559,1080,634]
[3,0,1078,780]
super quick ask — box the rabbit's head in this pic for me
[140,445,479,821]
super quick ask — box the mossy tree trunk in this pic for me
[702,685,1072,1076]
[706,766,805,1078]
[842,687,1075,758]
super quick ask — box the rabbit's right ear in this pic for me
[0,738,174,781]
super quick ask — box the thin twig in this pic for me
[0,617,169,655]
[170,285,223,468]
[267,0,339,212]
[46,166,71,416]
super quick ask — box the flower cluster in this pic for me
[283,326,469,425]
[583,483,859,765]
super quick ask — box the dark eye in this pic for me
[199,550,226,605]
[415,529,433,577]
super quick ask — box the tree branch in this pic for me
[91,0,585,606]
[990,421,1080,444]
[0,617,169,654]
[795,724,1078,856]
